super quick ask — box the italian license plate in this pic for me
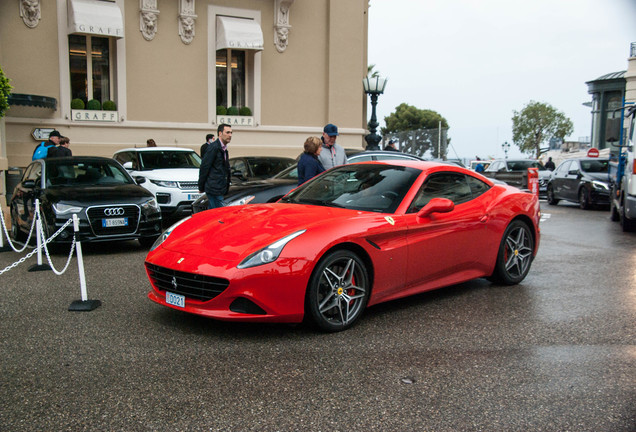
[166,291,185,308]
[102,217,128,227]
[188,193,203,200]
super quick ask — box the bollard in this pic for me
[69,214,101,311]
[28,200,51,272]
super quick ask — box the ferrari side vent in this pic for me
[145,263,229,302]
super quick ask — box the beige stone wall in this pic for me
[0,0,369,176]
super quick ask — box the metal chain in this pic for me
[0,210,75,276]
[0,204,36,252]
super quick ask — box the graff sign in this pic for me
[72,110,119,122]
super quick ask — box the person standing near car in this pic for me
[32,130,61,160]
[298,136,325,185]
[200,133,215,159]
[545,157,556,171]
[198,124,232,209]
[53,136,72,157]
[317,123,347,170]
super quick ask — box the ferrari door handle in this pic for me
[480,214,489,223]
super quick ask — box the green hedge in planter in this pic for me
[87,99,101,110]
[103,100,117,111]
[217,106,227,115]
[239,106,252,116]
[71,98,85,109]
[227,106,239,115]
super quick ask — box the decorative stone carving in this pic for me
[140,0,160,41]
[274,0,294,53]
[20,0,41,29]
[178,0,197,45]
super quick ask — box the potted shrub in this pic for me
[102,100,117,111]
[71,98,85,110]
[239,106,252,116]
[227,106,239,115]
[216,106,227,115]
[87,99,101,110]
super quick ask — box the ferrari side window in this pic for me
[466,175,490,198]
[408,172,473,213]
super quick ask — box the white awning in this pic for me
[68,0,124,39]
[216,16,263,51]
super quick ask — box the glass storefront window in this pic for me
[216,49,246,109]
[69,35,112,106]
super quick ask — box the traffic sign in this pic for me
[32,128,55,141]
[587,148,600,158]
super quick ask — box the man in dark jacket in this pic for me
[200,133,215,159]
[198,124,232,209]
[32,130,61,159]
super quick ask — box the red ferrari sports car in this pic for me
[145,161,540,332]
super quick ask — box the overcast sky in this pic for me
[367,0,636,160]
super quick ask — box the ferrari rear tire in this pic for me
[489,220,534,285]
[306,250,370,332]
[547,185,559,205]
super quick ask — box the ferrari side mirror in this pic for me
[417,198,455,218]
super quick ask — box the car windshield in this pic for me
[138,151,201,170]
[507,160,546,171]
[281,164,421,213]
[273,164,298,180]
[246,157,295,177]
[580,159,609,173]
[46,160,134,186]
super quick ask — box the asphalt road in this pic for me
[1,202,634,431]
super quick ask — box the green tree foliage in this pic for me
[367,64,379,78]
[0,66,13,119]
[381,103,448,135]
[511,101,573,158]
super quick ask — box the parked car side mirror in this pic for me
[605,116,621,143]
[123,161,133,170]
[417,198,455,219]
[134,176,146,184]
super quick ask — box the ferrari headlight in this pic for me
[227,195,256,206]
[150,216,191,251]
[53,202,83,214]
[237,230,306,269]
[150,179,179,188]
[591,181,609,190]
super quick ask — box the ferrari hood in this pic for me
[161,203,352,261]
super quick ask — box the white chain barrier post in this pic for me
[28,199,51,272]
[68,214,101,311]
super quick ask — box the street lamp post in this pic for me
[502,141,511,159]
[363,76,387,150]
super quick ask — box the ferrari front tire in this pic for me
[306,250,370,332]
[489,220,534,285]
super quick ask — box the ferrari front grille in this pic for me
[145,263,229,302]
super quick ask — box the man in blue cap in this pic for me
[317,123,348,170]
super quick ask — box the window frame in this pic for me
[69,34,115,106]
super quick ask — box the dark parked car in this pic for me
[10,156,162,246]
[229,156,296,183]
[192,151,424,212]
[546,157,610,209]
[482,158,550,197]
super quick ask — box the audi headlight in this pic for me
[150,216,191,251]
[150,179,179,188]
[227,195,256,206]
[591,181,609,190]
[53,202,83,214]
[237,230,306,269]
[141,198,160,212]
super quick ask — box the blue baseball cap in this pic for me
[323,123,339,136]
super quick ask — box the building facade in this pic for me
[0,0,370,201]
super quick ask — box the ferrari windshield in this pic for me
[138,150,201,170]
[282,164,421,213]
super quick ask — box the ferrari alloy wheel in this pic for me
[490,220,534,285]
[546,185,559,205]
[578,188,590,210]
[307,250,370,332]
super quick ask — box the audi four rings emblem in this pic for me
[104,207,125,216]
